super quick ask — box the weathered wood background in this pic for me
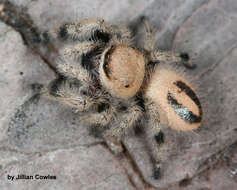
[0,0,237,189]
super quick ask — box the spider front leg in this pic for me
[57,42,98,83]
[43,77,94,112]
[145,101,166,179]
[109,24,132,44]
[43,18,108,42]
[43,18,132,44]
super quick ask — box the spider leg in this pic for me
[79,104,115,126]
[109,24,132,44]
[43,18,132,44]
[43,77,94,112]
[140,17,195,69]
[42,18,108,42]
[141,16,156,52]
[145,101,166,180]
[103,104,143,141]
[57,42,99,83]
[151,50,195,69]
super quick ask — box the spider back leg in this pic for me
[103,102,143,141]
[79,103,115,126]
[140,17,195,69]
[145,100,166,179]
[151,50,195,69]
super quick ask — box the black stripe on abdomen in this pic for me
[167,80,202,123]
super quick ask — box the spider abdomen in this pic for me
[145,65,203,131]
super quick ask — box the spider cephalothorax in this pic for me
[100,44,146,99]
[43,18,203,179]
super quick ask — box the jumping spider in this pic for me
[43,18,203,179]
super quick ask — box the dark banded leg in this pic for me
[43,18,110,42]
[140,17,195,69]
[43,18,132,44]
[79,104,114,126]
[43,77,94,112]
[151,50,195,69]
[145,101,165,179]
[56,42,98,83]
[103,104,143,141]
[109,24,132,44]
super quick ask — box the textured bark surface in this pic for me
[0,0,237,189]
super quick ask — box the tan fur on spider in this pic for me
[145,65,203,131]
[100,45,145,99]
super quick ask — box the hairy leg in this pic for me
[103,104,143,140]
[43,77,94,112]
[43,18,109,42]
[141,17,156,52]
[43,18,132,44]
[141,17,195,68]
[57,42,98,83]
[79,104,124,155]
[145,101,166,179]
[79,104,115,126]
[151,50,195,68]
[109,24,132,44]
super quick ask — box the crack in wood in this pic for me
[0,0,57,73]
[100,141,148,190]
[120,142,158,190]
[101,139,159,190]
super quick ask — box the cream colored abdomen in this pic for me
[145,65,202,131]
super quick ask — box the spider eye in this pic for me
[180,53,190,61]
[81,90,87,96]
[93,30,111,43]
[125,84,129,88]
